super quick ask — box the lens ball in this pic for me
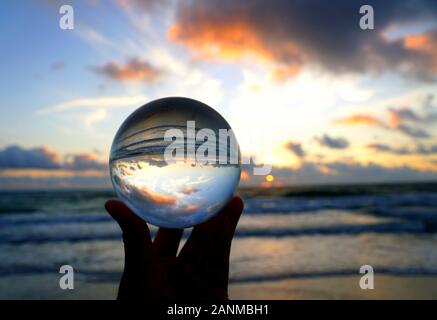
[109,97,241,228]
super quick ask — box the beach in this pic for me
[1,183,437,299]
[2,274,437,300]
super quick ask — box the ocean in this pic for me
[1,182,437,299]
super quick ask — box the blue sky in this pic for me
[0,0,437,189]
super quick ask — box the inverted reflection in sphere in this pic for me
[109,97,241,228]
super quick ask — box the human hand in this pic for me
[105,196,244,300]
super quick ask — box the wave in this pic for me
[239,182,437,197]
[1,192,436,216]
[242,193,437,215]
[229,268,437,284]
[0,220,430,245]
[1,186,436,216]
[1,265,437,283]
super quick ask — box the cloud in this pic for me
[320,161,437,183]
[0,145,60,169]
[396,124,430,138]
[37,95,147,114]
[388,107,421,126]
[367,143,437,155]
[140,186,177,206]
[316,134,349,149]
[169,0,437,79]
[181,187,199,195]
[82,108,108,129]
[334,114,385,126]
[0,173,110,190]
[335,97,437,138]
[1,145,435,189]
[388,103,437,125]
[76,24,115,49]
[115,0,169,12]
[0,145,106,171]
[37,95,147,130]
[64,153,107,170]
[416,144,437,155]
[285,141,305,158]
[50,62,65,71]
[402,30,437,74]
[241,160,437,186]
[366,143,410,155]
[92,57,162,82]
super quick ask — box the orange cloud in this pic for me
[64,153,106,170]
[39,146,61,163]
[180,187,199,195]
[271,64,301,82]
[168,20,303,77]
[403,32,437,71]
[0,168,106,178]
[141,187,177,206]
[169,21,268,61]
[334,106,432,139]
[404,34,429,49]
[169,1,437,80]
[182,203,202,213]
[334,114,384,126]
[388,110,402,128]
[93,58,162,82]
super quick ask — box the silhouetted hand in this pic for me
[105,196,244,300]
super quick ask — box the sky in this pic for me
[0,0,437,189]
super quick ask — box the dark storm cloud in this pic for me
[316,134,349,149]
[0,145,61,169]
[170,0,437,79]
[285,141,305,158]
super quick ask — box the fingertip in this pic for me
[105,199,129,222]
[229,196,244,213]
[227,196,244,228]
[104,199,149,235]
[105,199,121,214]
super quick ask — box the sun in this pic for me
[265,174,274,182]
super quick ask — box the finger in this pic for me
[178,196,244,263]
[202,196,244,264]
[153,228,184,257]
[105,200,153,268]
[225,196,244,235]
[177,196,243,294]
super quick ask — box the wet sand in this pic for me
[2,274,437,299]
[230,275,437,299]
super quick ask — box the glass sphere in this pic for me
[109,97,241,228]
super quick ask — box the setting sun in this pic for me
[266,174,274,182]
